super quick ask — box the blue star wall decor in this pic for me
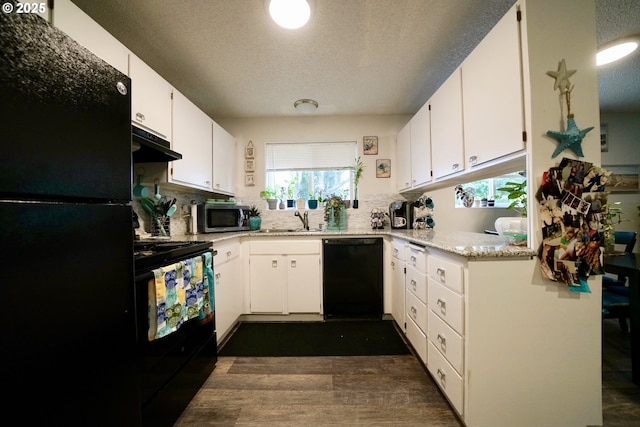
[546,115,593,158]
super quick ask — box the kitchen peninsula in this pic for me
[172,228,599,427]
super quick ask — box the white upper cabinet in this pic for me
[396,121,412,192]
[430,68,464,179]
[53,0,128,74]
[212,121,236,195]
[171,89,213,191]
[410,102,432,187]
[461,3,525,167]
[129,53,172,140]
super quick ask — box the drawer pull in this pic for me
[437,368,446,382]
[291,259,297,268]
[437,333,446,345]
[410,255,416,265]
[391,261,395,267]
[452,163,459,170]
[215,272,221,280]
[393,248,398,256]
[410,279,417,290]
[226,250,232,257]
[135,112,145,122]
[469,155,478,165]
[410,306,417,318]
[436,267,446,282]
[272,259,278,268]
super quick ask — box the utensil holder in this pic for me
[152,214,170,236]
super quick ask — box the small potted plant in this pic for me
[248,205,262,230]
[308,190,319,209]
[260,188,278,210]
[352,156,364,209]
[324,194,347,230]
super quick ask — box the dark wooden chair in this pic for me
[602,231,638,332]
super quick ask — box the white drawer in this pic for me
[428,310,463,374]
[391,239,405,260]
[405,315,427,364]
[428,340,463,416]
[406,266,427,303]
[428,255,463,293]
[406,289,427,334]
[428,278,464,335]
[213,240,240,266]
[406,244,427,273]
[250,239,320,255]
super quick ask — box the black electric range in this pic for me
[134,240,213,274]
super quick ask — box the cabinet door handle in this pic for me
[215,272,221,280]
[410,255,416,265]
[135,112,145,122]
[226,250,232,258]
[410,305,417,318]
[436,267,446,282]
[469,155,478,165]
[452,163,459,170]
[291,259,297,268]
[272,259,278,268]
[391,261,395,267]
[410,279,417,291]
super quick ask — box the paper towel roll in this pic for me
[189,203,198,234]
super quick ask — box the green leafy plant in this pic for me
[248,205,261,217]
[260,187,277,199]
[497,180,527,216]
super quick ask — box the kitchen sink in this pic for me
[255,228,297,233]
[254,228,324,233]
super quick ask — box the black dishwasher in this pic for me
[323,238,383,319]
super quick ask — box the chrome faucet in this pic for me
[294,210,309,230]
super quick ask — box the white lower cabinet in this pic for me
[249,239,321,314]
[213,239,242,343]
[404,243,429,363]
[390,239,406,332]
[427,340,464,414]
[427,252,465,417]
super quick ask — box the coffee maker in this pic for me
[389,200,412,229]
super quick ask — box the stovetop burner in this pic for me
[134,240,213,274]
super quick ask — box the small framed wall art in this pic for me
[245,159,255,172]
[245,140,255,158]
[363,136,378,155]
[245,173,255,186]
[376,159,391,178]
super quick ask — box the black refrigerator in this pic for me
[0,6,140,425]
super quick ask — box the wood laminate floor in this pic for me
[176,319,640,426]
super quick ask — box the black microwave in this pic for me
[197,204,250,233]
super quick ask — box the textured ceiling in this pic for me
[71,0,639,119]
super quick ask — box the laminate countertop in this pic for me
[173,228,537,260]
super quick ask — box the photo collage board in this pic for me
[536,157,613,293]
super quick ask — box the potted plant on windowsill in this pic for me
[308,190,321,209]
[248,205,262,230]
[352,156,364,209]
[260,188,278,210]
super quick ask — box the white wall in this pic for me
[600,111,640,251]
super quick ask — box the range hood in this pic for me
[131,125,182,162]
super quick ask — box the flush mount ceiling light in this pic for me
[294,98,318,114]
[268,0,311,29]
[597,35,640,66]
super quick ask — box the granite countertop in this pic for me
[172,228,537,259]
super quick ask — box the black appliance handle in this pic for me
[323,238,382,246]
